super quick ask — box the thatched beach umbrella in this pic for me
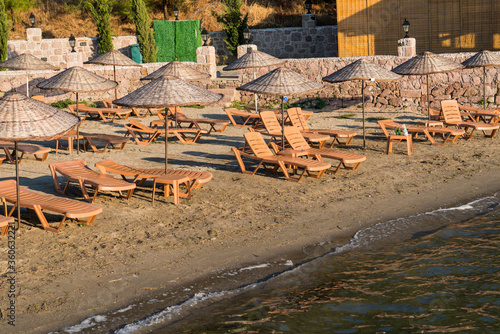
[141,61,211,82]
[85,49,142,100]
[392,51,464,119]
[113,75,222,172]
[224,49,284,113]
[0,92,80,229]
[322,59,402,149]
[36,66,118,153]
[237,67,324,150]
[461,50,500,109]
[0,53,58,97]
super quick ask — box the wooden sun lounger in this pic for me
[149,120,207,144]
[166,107,230,134]
[378,119,465,145]
[282,127,366,174]
[95,159,212,192]
[124,119,165,145]
[49,159,136,203]
[102,99,158,118]
[0,201,14,236]
[287,107,357,147]
[68,104,132,123]
[79,132,129,153]
[0,141,51,164]
[224,108,262,127]
[441,100,499,139]
[232,131,331,182]
[0,180,102,233]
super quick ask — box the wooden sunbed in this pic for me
[377,119,465,145]
[287,107,357,147]
[0,141,51,164]
[49,159,136,203]
[68,104,132,123]
[95,159,212,192]
[282,127,366,174]
[80,132,129,153]
[441,100,498,139]
[224,108,262,127]
[124,119,165,145]
[232,131,331,182]
[102,99,158,118]
[166,107,230,134]
[149,120,207,144]
[0,180,102,233]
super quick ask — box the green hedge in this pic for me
[153,20,201,62]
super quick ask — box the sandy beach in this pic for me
[0,103,498,333]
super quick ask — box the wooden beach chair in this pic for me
[167,107,230,134]
[0,180,102,233]
[232,131,331,182]
[283,127,366,174]
[441,100,499,139]
[259,111,329,148]
[286,107,357,147]
[102,99,157,118]
[149,120,207,144]
[377,119,465,145]
[0,141,51,164]
[49,159,136,203]
[124,119,166,145]
[80,132,129,153]
[224,108,261,127]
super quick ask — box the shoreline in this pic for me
[0,105,498,333]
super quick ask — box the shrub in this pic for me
[83,0,114,54]
[131,0,157,63]
[212,0,248,57]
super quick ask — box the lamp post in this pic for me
[243,27,251,44]
[69,34,76,52]
[201,28,209,46]
[402,18,410,38]
[173,6,179,20]
[305,0,312,14]
[29,13,35,28]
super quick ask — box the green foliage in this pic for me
[212,0,248,57]
[229,100,246,110]
[291,97,326,110]
[184,104,205,109]
[0,0,9,64]
[366,116,389,122]
[83,0,114,54]
[332,113,356,119]
[51,99,96,109]
[131,0,157,63]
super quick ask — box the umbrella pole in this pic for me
[165,114,169,173]
[362,81,366,149]
[175,106,178,128]
[483,66,486,109]
[26,71,29,97]
[281,96,285,151]
[254,69,258,113]
[113,65,118,102]
[427,74,430,120]
[14,141,20,230]
[76,92,80,154]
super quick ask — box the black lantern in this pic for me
[305,0,312,14]
[402,18,410,38]
[201,28,209,46]
[243,27,251,43]
[173,6,179,20]
[69,34,76,52]
[29,13,35,28]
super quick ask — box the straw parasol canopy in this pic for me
[461,50,500,109]
[141,61,211,82]
[393,51,464,119]
[85,50,142,99]
[0,92,80,229]
[0,53,58,97]
[113,75,222,172]
[323,58,402,148]
[237,67,324,149]
[36,66,118,153]
[224,48,285,113]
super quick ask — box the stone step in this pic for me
[212,88,240,106]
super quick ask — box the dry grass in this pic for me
[9,0,336,40]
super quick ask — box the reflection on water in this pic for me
[162,207,500,333]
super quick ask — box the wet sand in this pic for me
[0,104,498,333]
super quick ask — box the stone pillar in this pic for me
[302,14,316,29]
[237,44,257,58]
[397,37,416,57]
[26,28,42,42]
[196,46,217,79]
[64,52,83,68]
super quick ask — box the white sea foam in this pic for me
[239,263,270,271]
[114,305,136,314]
[58,315,107,333]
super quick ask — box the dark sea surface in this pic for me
[60,193,500,333]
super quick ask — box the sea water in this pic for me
[61,193,500,333]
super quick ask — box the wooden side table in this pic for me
[152,174,191,205]
[386,134,413,155]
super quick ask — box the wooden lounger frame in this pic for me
[0,141,51,164]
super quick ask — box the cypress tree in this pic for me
[212,0,248,57]
[83,0,114,54]
[0,0,9,64]
[131,0,157,63]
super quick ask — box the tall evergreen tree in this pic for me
[212,0,248,57]
[0,0,9,64]
[83,0,113,54]
[131,0,157,63]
